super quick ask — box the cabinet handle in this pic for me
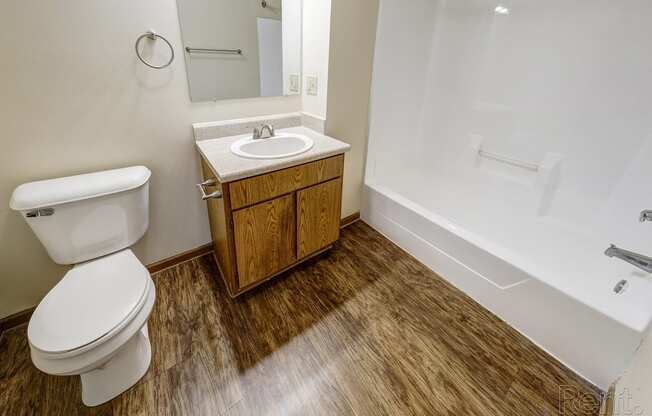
[197,179,223,200]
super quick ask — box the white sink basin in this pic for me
[231,134,314,159]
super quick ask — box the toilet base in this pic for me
[80,324,152,407]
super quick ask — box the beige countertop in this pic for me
[196,126,351,183]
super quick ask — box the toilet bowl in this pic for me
[10,166,155,406]
[29,249,155,406]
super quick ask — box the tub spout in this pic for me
[605,244,652,273]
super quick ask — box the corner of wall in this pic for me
[323,0,379,218]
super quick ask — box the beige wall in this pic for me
[0,0,301,318]
[326,0,379,218]
[302,0,332,118]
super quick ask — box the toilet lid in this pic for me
[28,249,150,354]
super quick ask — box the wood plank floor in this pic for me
[0,222,602,415]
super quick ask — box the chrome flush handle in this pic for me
[640,210,652,222]
[25,207,55,218]
[196,178,223,200]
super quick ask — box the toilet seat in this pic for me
[28,249,150,356]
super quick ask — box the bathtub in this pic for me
[362,172,652,390]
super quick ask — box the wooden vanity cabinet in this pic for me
[200,154,344,297]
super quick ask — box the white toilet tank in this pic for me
[10,166,151,265]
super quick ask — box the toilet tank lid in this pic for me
[9,166,151,211]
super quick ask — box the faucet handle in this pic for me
[640,210,652,222]
[253,124,274,140]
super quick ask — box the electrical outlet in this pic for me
[289,74,300,93]
[306,75,318,96]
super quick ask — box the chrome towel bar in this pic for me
[185,47,243,55]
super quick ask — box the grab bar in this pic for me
[478,149,539,172]
[185,47,243,55]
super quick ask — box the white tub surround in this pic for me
[195,126,350,182]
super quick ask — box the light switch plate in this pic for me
[306,75,318,96]
[289,74,300,93]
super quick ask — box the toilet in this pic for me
[9,166,156,407]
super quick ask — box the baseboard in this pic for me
[0,244,213,333]
[341,212,361,228]
[148,214,360,275]
[147,243,214,274]
[1,217,362,333]
[0,307,35,334]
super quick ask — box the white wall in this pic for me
[326,0,379,218]
[0,0,300,318]
[302,0,332,118]
[282,0,302,95]
[257,18,284,97]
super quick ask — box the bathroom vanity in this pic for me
[195,122,350,297]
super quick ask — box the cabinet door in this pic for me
[233,194,297,289]
[297,178,342,259]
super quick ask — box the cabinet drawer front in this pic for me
[230,155,344,210]
[297,178,343,259]
[233,194,297,289]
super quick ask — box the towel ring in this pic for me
[135,30,175,69]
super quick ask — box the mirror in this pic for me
[176,0,302,102]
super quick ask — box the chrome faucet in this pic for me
[605,244,652,273]
[253,124,275,140]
